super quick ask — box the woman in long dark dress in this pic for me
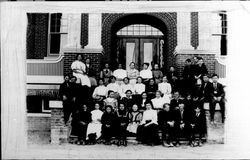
[145,78,158,100]
[70,104,91,145]
[115,103,129,146]
[101,105,116,145]
[137,102,159,146]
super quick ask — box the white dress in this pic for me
[92,85,108,98]
[71,60,91,87]
[158,82,172,103]
[139,69,153,79]
[134,83,145,95]
[151,97,166,109]
[86,110,103,140]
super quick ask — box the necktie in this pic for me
[214,83,217,90]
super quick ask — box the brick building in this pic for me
[25,4,227,144]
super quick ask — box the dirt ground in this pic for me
[6,143,250,159]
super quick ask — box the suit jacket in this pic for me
[170,98,182,111]
[59,81,71,99]
[174,109,192,126]
[158,110,175,127]
[211,82,225,98]
[199,81,213,101]
[190,111,207,134]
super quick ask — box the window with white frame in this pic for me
[47,13,68,56]
[116,24,163,36]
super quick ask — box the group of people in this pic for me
[59,54,226,147]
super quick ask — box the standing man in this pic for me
[59,75,73,124]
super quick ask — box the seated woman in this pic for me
[145,78,158,100]
[106,76,120,99]
[86,103,103,144]
[151,90,166,110]
[92,79,108,104]
[100,63,113,86]
[137,102,159,146]
[103,90,118,111]
[133,76,146,106]
[119,77,134,98]
[127,62,139,87]
[101,105,116,145]
[190,105,207,147]
[70,104,91,145]
[71,54,91,87]
[120,90,135,111]
[134,76,146,95]
[139,63,153,84]
[158,76,172,104]
[138,92,151,112]
[158,103,175,147]
[113,63,127,86]
[115,103,129,146]
[152,63,163,84]
[127,104,142,136]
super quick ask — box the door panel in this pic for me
[117,38,158,71]
[140,39,157,70]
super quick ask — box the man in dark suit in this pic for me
[174,100,193,146]
[196,74,213,109]
[182,59,195,96]
[210,74,226,123]
[190,105,207,146]
[170,91,183,111]
[59,75,74,124]
[158,103,175,147]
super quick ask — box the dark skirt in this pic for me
[137,123,159,145]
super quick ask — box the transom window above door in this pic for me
[117,24,163,36]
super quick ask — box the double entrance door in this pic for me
[116,37,162,71]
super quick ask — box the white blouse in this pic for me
[119,83,134,97]
[91,110,103,123]
[106,82,119,93]
[134,83,145,95]
[127,69,139,80]
[158,82,172,95]
[71,60,86,74]
[139,69,153,79]
[151,97,166,109]
[141,109,158,125]
[92,85,108,97]
[113,69,127,80]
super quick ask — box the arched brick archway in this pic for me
[101,13,177,71]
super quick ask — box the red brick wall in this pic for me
[175,54,216,77]
[26,13,49,59]
[63,52,103,77]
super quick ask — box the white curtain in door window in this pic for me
[126,42,136,70]
[143,43,153,70]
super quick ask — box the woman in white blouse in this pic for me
[119,77,134,98]
[71,54,91,87]
[137,102,159,145]
[134,77,145,95]
[127,62,139,87]
[151,90,166,110]
[139,63,153,83]
[158,76,172,104]
[86,103,103,141]
[92,79,108,102]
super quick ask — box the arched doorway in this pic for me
[102,13,177,72]
[115,24,164,71]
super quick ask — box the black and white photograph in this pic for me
[1,1,250,159]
